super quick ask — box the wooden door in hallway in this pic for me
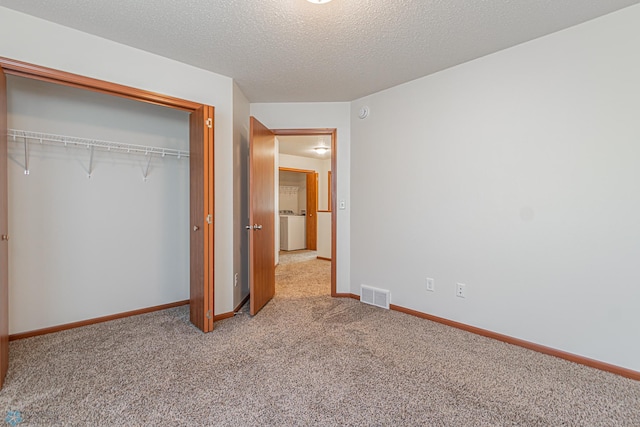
[306,172,317,250]
[0,66,8,389]
[249,117,276,315]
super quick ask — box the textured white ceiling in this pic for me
[0,0,638,102]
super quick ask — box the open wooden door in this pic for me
[249,117,275,316]
[189,105,215,332]
[306,172,318,250]
[0,67,8,389]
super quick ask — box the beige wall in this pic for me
[350,4,640,371]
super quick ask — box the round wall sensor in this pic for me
[358,106,369,119]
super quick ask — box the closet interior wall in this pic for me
[7,75,190,334]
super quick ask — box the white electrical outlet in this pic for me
[426,277,435,292]
[234,273,239,287]
[456,283,466,298]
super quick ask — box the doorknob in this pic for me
[1,234,8,241]
[193,225,200,231]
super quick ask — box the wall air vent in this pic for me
[360,285,390,309]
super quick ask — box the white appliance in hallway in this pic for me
[279,210,306,251]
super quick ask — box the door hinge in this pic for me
[206,310,212,319]
[206,118,213,129]
[206,214,213,224]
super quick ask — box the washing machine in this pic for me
[280,214,306,251]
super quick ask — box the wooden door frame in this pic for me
[278,166,317,249]
[189,105,215,332]
[327,171,332,212]
[273,128,337,297]
[0,56,215,331]
[305,171,318,250]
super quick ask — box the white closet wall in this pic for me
[7,76,190,334]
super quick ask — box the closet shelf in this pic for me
[280,185,299,196]
[8,129,189,158]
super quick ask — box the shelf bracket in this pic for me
[23,133,30,175]
[143,153,153,182]
[87,145,95,179]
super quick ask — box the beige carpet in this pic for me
[1,257,639,426]
[278,250,319,266]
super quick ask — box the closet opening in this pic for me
[1,56,215,389]
[6,75,191,335]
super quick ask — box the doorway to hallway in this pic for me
[276,133,335,297]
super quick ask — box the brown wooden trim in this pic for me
[234,293,250,312]
[204,105,215,332]
[213,312,234,321]
[279,167,315,174]
[332,292,360,300]
[317,256,332,261]
[9,300,189,341]
[389,304,640,381]
[0,57,200,112]
[305,171,318,250]
[317,210,331,213]
[189,105,215,333]
[329,129,337,297]
[327,171,332,212]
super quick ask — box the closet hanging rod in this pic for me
[7,129,189,159]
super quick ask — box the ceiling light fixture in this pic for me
[307,0,332,4]
[314,146,329,155]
